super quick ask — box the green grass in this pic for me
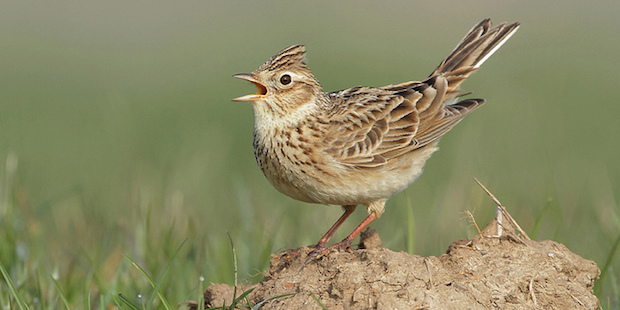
[1,1,619,309]
[0,259,30,310]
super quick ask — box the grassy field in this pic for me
[1,1,619,308]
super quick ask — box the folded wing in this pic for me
[324,76,483,168]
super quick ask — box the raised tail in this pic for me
[430,18,520,98]
[402,19,518,148]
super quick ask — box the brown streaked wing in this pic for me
[323,78,448,167]
[323,87,400,167]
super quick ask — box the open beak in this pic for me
[232,73,268,102]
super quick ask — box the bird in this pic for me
[232,18,519,253]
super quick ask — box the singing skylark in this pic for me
[233,19,519,252]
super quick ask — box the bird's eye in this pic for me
[280,74,292,85]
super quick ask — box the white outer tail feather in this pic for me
[473,24,520,69]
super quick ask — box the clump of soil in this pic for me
[196,218,600,309]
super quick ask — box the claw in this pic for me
[307,244,329,259]
[327,239,354,252]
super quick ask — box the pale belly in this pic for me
[259,142,439,207]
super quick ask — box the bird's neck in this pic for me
[252,95,326,135]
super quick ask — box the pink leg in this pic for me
[315,205,356,248]
[328,213,378,251]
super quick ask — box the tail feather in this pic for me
[408,19,518,147]
[430,19,520,98]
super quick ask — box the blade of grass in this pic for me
[117,293,141,310]
[124,255,167,310]
[309,292,327,310]
[204,290,256,310]
[199,276,205,310]
[231,286,237,310]
[112,294,124,309]
[0,260,30,310]
[245,294,253,309]
[226,231,243,308]
[34,270,45,309]
[123,238,187,310]
[182,276,206,310]
[227,288,254,310]
[205,234,255,310]
[124,239,187,310]
[594,231,620,296]
[226,232,238,288]
[50,276,71,310]
[147,238,187,310]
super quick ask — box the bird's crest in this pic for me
[257,45,307,72]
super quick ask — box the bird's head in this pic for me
[233,45,323,122]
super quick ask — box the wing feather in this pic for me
[324,78,440,167]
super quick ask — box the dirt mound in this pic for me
[197,218,600,309]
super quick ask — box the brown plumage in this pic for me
[233,19,519,252]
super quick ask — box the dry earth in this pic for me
[194,215,600,309]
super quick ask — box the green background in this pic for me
[1,0,619,308]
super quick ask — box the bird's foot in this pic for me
[307,243,329,258]
[326,239,354,252]
[307,239,354,259]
